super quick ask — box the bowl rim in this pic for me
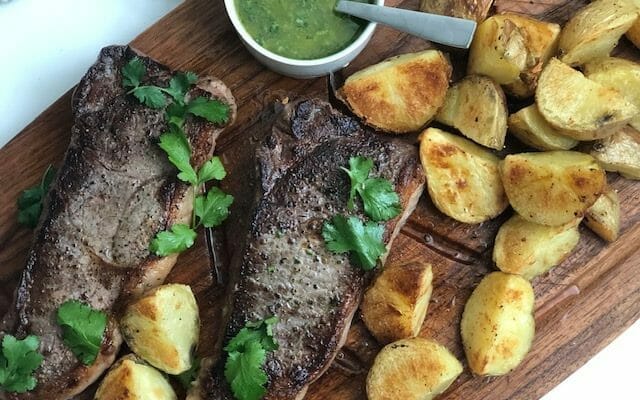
[223,0,383,66]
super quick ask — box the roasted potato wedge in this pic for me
[339,50,452,133]
[627,18,640,48]
[361,261,433,344]
[508,105,578,150]
[435,75,508,150]
[367,338,463,400]
[461,272,535,376]
[419,0,493,22]
[120,284,199,375]
[419,128,508,224]
[584,57,640,131]
[500,151,606,226]
[493,214,580,280]
[536,58,638,140]
[558,0,638,66]
[584,189,621,242]
[588,125,640,179]
[468,14,560,97]
[95,355,177,400]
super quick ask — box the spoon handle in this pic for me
[336,1,477,49]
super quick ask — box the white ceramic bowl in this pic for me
[224,0,384,79]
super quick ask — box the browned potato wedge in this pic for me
[419,0,493,22]
[493,214,580,280]
[536,59,638,140]
[419,128,508,224]
[367,338,463,400]
[468,14,560,97]
[627,18,640,48]
[558,0,638,66]
[508,105,579,150]
[500,151,606,226]
[339,50,452,133]
[435,75,508,149]
[95,355,177,400]
[461,272,535,376]
[120,284,199,375]
[584,57,640,131]
[588,126,640,179]
[361,261,433,344]
[585,189,621,242]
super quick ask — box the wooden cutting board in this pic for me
[1,0,639,399]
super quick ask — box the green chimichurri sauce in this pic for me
[235,0,370,60]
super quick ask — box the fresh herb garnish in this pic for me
[149,223,198,257]
[56,300,108,365]
[176,355,201,390]
[17,165,55,228]
[322,215,386,271]
[224,316,278,400]
[342,156,401,222]
[0,335,44,393]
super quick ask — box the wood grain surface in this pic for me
[1,0,639,399]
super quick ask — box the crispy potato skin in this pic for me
[585,189,621,242]
[461,272,535,376]
[419,128,509,224]
[339,50,452,133]
[436,75,508,150]
[493,214,580,280]
[367,338,463,400]
[536,59,638,140]
[95,355,177,400]
[500,151,606,226]
[419,0,492,22]
[558,0,638,66]
[120,284,199,375]
[508,105,578,151]
[588,126,640,179]
[361,262,433,344]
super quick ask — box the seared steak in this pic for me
[0,45,236,400]
[190,99,425,399]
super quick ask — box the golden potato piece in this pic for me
[558,0,638,66]
[361,261,433,344]
[508,105,578,151]
[95,355,177,400]
[536,58,638,140]
[435,75,508,149]
[461,272,535,376]
[367,338,463,400]
[627,18,640,48]
[584,57,640,131]
[588,126,640,179]
[419,0,493,22]
[419,128,508,224]
[339,50,452,133]
[120,284,199,375]
[493,214,580,280]
[500,151,606,226]
[584,189,621,242]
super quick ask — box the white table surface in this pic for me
[1,1,638,399]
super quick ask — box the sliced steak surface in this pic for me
[191,99,425,400]
[0,45,236,400]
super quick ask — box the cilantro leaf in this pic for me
[164,72,199,104]
[166,102,187,129]
[56,300,107,365]
[194,187,234,228]
[17,165,55,228]
[176,356,200,390]
[158,130,198,185]
[131,86,166,109]
[341,156,373,210]
[322,215,386,270]
[186,97,230,124]
[0,335,43,393]
[197,156,227,184]
[149,223,197,256]
[122,57,146,88]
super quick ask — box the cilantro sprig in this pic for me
[224,316,278,400]
[56,300,108,365]
[0,335,44,393]
[121,57,234,257]
[17,165,55,228]
[322,215,387,271]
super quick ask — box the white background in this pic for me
[0,0,638,399]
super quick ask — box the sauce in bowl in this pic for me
[235,0,370,60]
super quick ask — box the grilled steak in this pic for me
[190,99,425,399]
[0,45,236,400]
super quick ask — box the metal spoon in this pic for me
[335,0,477,49]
